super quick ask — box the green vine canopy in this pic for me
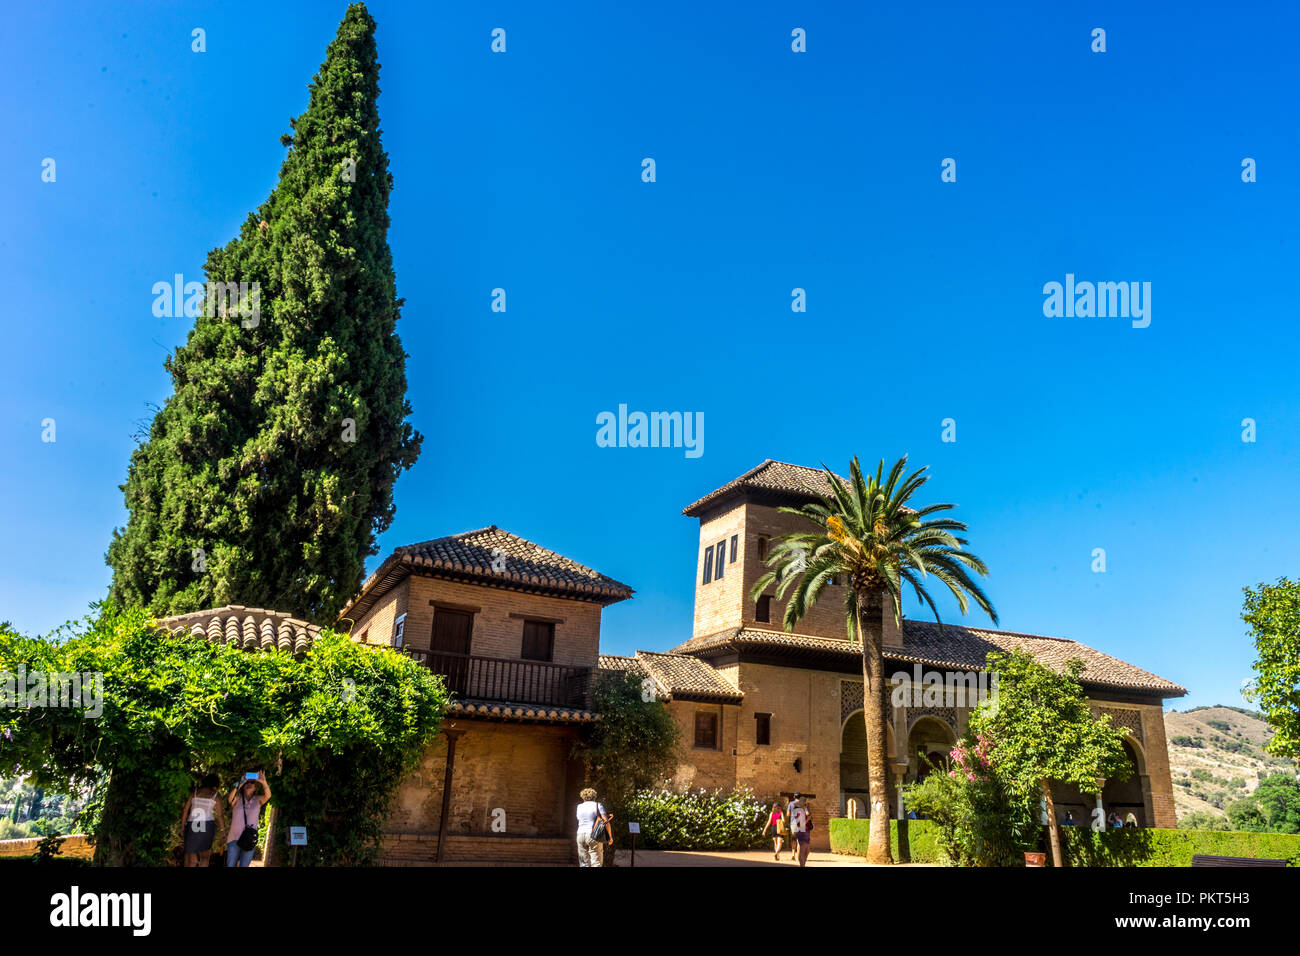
[0,605,448,865]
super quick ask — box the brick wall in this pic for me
[691,500,900,647]
[381,833,576,865]
[349,577,408,646]
[729,661,846,849]
[348,574,604,669]
[408,577,603,668]
[666,699,739,791]
[386,720,584,839]
[1139,703,1178,828]
[692,506,747,637]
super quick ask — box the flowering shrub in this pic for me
[620,787,771,850]
[948,734,992,782]
[904,730,1036,866]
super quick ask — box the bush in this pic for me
[0,819,32,841]
[1178,810,1230,831]
[828,819,948,863]
[620,787,770,850]
[1061,827,1300,866]
[902,735,1037,867]
[832,819,1300,866]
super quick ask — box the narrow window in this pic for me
[521,620,555,661]
[715,539,726,579]
[702,546,714,584]
[694,711,719,749]
[392,613,407,648]
[755,713,771,746]
[757,535,769,560]
[729,534,738,563]
[756,595,772,624]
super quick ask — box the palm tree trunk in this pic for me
[857,591,894,865]
[1040,779,1063,868]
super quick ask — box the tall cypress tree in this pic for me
[108,4,421,623]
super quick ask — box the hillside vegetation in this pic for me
[1165,705,1297,823]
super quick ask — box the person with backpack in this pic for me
[180,773,225,867]
[790,796,813,867]
[783,793,803,860]
[575,787,612,867]
[225,771,271,867]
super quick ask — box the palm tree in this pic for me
[751,455,997,864]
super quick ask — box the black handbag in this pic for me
[590,807,607,842]
[236,797,259,851]
[237,825,258,852]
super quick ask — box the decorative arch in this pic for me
[839,708,897,756]
[905,714,956,783]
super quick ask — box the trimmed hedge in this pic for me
[828,819,948,864]
[830,819,1300,866]
[1061,827,1300,867]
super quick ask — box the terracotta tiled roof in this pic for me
[338,526,634,623]
[683,460,850,516]
[450,699,597,723]
[671,622,1186,697]
[598,653,646,676]
[155,605,321,655]
[599,650,743,703]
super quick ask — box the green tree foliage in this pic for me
[1178,809,1232,831]
[751,455,996,865]
[1241,578,1300,760]
[968,649,1133,868]
[1226,773,1300,834]
[106,3,421,623]
[573,671,680,810]
[0,606,448,865]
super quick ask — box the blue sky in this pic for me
[2,1,1297,711]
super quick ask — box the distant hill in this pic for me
[1164,705,1298,823]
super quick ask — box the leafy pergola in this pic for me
[0,607,448,866]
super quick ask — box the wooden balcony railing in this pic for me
[405,649,592,710]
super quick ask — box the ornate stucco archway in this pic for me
[839,708,897,816]
[905,714,956,783]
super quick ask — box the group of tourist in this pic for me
[178,771,272,867]
[1060,809,1139,828]
[762,793,814,866]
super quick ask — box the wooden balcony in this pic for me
[405,648,592,710]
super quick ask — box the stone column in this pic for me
[892,762,909,820]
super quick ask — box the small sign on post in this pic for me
[289,827,307,867]
[628,822,640,867]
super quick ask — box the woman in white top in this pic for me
[180,774,226,867]
[575,787,613,867]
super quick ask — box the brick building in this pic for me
[618,460,1186,850]
[160,459,1186,863]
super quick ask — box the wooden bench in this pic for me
[1191,854,1287,867]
